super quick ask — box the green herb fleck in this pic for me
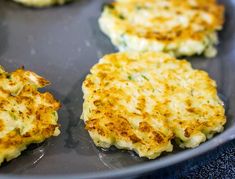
[128,75,133,80]
[118,14,125,20]
[52,111,57,117]
[135,5,149,10]
[136,6,140,10]
[141,75,149,81]
[190,89,194,96]
[136,5,144,10]
[9,111,17,120]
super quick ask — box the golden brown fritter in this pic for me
[99,0,224,57]
[82,52,226,159]
[13,0,69,7]
[0,66,60,165]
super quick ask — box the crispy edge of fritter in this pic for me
[99,0,224,57]
[82,52,226,157]
[13,0,70,7]
[0,66,60,165]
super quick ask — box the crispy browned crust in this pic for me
[82,52,226,158]
[0,67,60,164]
[106,0,224,42]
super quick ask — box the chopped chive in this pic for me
[136,6,141,10]
[128,75,133,80]
[118,14,125,20]
[141,75,149,81]
[136,5,149,10]
[9,112,17,120]
[190,89,194,96]
[136,5,143,10]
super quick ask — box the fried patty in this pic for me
[99,0,224,57]
[82,52,226,159]
[0,66,60,165]
[13,0,69,7]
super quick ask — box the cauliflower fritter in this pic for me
[13,0,69,7]
[82,52,226,159]
[99,0,224,57]
[0,66,60,165]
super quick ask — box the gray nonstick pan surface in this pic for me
[0,0,235,178]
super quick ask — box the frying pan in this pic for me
[0,0,234,178]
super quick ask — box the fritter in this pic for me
[13,0,69,7]
[0,66,60,165]
[82,52,226,159]
[99,0,224,57]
